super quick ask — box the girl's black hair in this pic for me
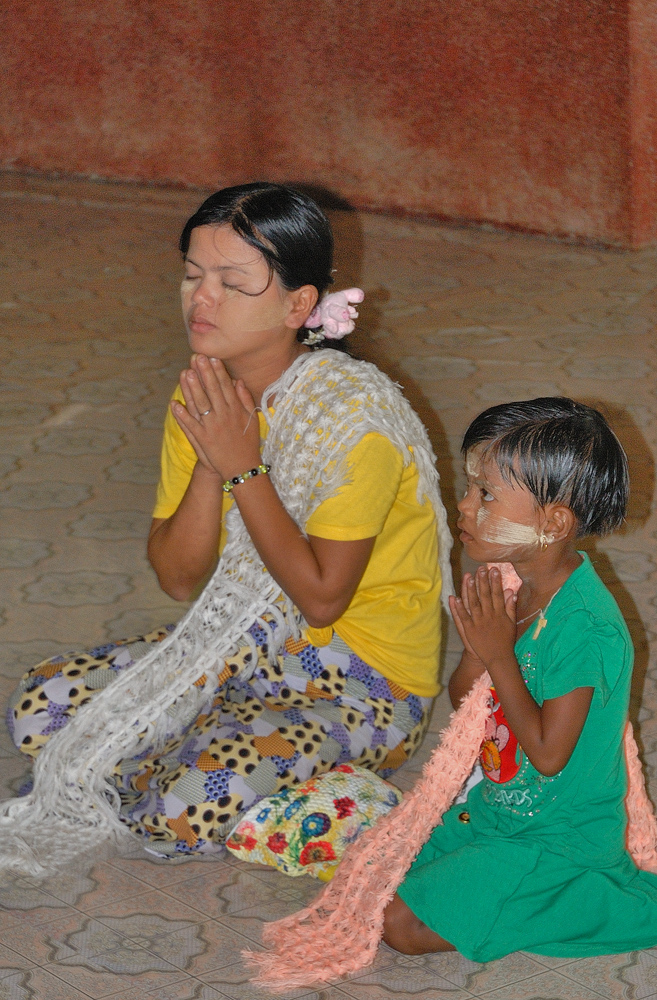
[462,397,629,537]
[180,182,334,342]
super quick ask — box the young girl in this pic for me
[383,396,657,960]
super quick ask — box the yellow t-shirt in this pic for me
[153,385,442,697]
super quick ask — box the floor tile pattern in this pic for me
[1,171,657,996]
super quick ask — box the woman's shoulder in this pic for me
[305,350,399,397]
[299,351,427,440]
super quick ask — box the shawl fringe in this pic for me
[246,677,657,991]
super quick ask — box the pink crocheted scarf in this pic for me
[245,672,657,992]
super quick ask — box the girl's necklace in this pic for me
[516,586,563,638]
[516,607,541,625]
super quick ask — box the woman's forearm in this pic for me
[231,474,374,627]
[162,358,372,620]
[148,463,224,600]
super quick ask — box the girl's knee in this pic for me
[382,894,423,954]
[382,893,454,955]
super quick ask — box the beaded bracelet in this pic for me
[222,463,271,494]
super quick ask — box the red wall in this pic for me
[1,0,655,245]
[628,0,657,244]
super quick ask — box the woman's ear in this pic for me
[284,285,319,330]
[543,504,576,542]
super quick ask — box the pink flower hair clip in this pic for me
[303,288,365,345]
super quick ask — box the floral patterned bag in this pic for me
[226,765,403,879]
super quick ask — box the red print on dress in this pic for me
[480,688,522,783]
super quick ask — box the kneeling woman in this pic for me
[5,183,452,869]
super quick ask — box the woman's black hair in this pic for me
[179,182,334,342]
[462,397,629,537]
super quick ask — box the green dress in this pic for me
[398,553,657,961]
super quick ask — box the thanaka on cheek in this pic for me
[476,506,540,547]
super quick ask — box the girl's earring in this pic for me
[539,532,551,553]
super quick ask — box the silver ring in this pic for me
[200,409,211,417]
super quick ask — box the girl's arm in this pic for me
[153,354,376,625]
[450,566,593,776]
[448,651,487,709]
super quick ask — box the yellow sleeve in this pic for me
[152,385,198,519]
[305,433,404,541]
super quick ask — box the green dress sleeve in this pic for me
[538,609,631,708]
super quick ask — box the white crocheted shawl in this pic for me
[0,350,453,876]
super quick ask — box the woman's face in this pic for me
[180,225,297,364]
[457,446,543,562]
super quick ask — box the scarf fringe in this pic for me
[625,722,657,873]
[245,678,657,992]
[244,672,493,991]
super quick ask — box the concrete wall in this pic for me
[1,0,655,245]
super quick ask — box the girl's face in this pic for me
[457,446,543,562]
[180,225,298,364]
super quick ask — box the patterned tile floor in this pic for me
[0,170,656,998]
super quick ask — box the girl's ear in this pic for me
[284,285,319,330]
[543,503,576,542]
